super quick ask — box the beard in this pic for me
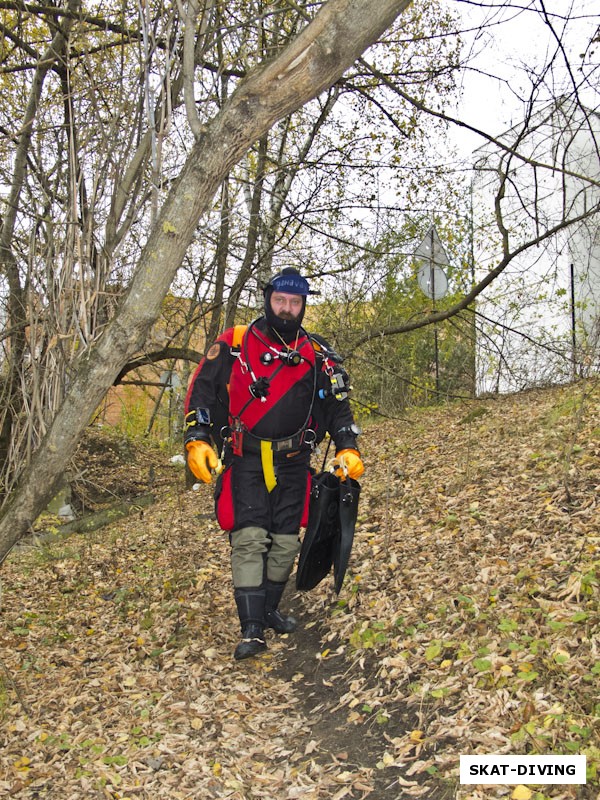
[264,290,305,340]
[276,310,299,321]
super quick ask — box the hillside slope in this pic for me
[0,382,598,799]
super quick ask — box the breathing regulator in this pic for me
[259,349,303,368]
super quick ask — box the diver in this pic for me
[183,267,364,660]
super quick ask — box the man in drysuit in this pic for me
[184,268,364,659]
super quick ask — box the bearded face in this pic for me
[270,292,304,322]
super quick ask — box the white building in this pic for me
[472,98,600,394]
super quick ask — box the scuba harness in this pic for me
[234,320,317,442]
[222,321,350,491]
[209,319,361,592]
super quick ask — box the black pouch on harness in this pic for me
[296,471,360,594]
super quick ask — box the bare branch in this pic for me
[350,199,600,351]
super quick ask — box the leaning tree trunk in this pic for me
[0,0,412,564]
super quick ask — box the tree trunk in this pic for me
[0,0,412,564]
[207,178,231,343]
[224,134,269,327]
[0,2,79,488]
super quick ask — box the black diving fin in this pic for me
[296,471,360,594]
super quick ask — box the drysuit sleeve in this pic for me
[322,392,359,452]
[312,343,360,452]
[184,338,232,447]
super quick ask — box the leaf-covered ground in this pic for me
[0,382,598,800]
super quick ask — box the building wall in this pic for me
[472,100,600,394]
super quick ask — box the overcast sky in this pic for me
[449,0,599,157]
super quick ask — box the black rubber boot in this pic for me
[264,580,298,634]
[234,623,267,660]
[234,588,267,660]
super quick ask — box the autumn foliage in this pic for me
[0,382,598,798]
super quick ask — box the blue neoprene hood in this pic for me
[270,271,310,296]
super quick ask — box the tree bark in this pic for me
[224,134,269,327]
[0,0,412,564]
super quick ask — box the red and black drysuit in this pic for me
[184,316,359,633]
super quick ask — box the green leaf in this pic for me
[425,642,442,661]
[570,611,588,623]
[517,670,539,681]
[455,594,473,605]
[103,755,128,766]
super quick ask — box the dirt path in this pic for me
[274,598,435,799]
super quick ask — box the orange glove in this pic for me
[186,440,218,483]
[335,448,364,480]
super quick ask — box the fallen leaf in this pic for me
[512,785,533,800]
